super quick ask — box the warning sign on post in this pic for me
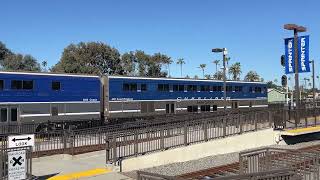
[8,150,26,180]
[8,134,34,148]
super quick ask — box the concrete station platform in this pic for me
[33,150,132,180]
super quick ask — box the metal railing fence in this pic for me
[106,109,273,163]
[0,107,320,160]
[239,147,320,180]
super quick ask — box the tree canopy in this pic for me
[51,42,123,75]
[244,71,260,82]
[0,41,13,68]
[2,54,41,71]
[51,42,170,77]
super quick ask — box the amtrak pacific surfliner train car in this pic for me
[0,71,268,124]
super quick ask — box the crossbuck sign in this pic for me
[8,150,26,180]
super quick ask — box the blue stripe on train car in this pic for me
[0,72,100,102]
[108,77,267,101]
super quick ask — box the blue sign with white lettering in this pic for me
[284,35,310,74]
[298,35,310,73]
[284,38,295,74]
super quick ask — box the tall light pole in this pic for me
[212,48,228,110]
[310,60,315,108]
[284,24,307,126]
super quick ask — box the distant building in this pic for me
[268,88,285,104]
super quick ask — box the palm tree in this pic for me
[176,58,185,77]
[166,58,173,77]
[41,60,48,72]
[274,78,278,84]
[244,71,260,82]
[213,71,223,80]
[198,64,206,78]
[228,62,241,80]
[212,60,220,75]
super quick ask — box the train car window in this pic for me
[235,86,242,92]
[179,85,184,91]
[226,86,233,92]
[164,84,169,91]
[51,106,58,116]
[11,108,17,122]
[123,83,130,91]
[212,86,217,91]
[158,84,169,91]
[212,105,218,111]
[200,105,210,112]
[201,85,210,91]
[173,85,184,91]
[0,80,3,90]
[130,84,137,91]
[11,80,22,89]
[187,85,197,91]
[0,108,7,122]
[249,87,254,93]
[141,84,147,91]
[52,81,61,91]
[217,86,222,91]
[23,80,33,90]
[255,87,262,93]
[173,85,179,91]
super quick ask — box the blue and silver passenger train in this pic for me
[0,71,268,125]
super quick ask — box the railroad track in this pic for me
[178,144,320,179]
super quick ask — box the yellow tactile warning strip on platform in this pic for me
[286,126,320,134]
[47,168,111,180]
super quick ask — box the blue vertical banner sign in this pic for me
[298,35,310,73]
[284,38,295,74]
[284,35,310,74]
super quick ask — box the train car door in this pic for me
[0,105,19,123]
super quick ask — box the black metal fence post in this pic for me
[160,127,164,150]
[254,112,258,131]
[134,130,139,157]
[105,138,110,164]
[63,130,67,153]
[204,120,208,141]
[239,113,243,134]
[70,131,75,156]
[184,121,188,146]
[312,107,317,125]
[223,116,227,137]
[268,110,273,128]
[112,134,117,165]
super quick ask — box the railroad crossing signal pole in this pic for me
[284,24,307,126]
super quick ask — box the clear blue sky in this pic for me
[1,0,319,86]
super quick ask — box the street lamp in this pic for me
[212,48,228,110]
[284,24,307,127]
